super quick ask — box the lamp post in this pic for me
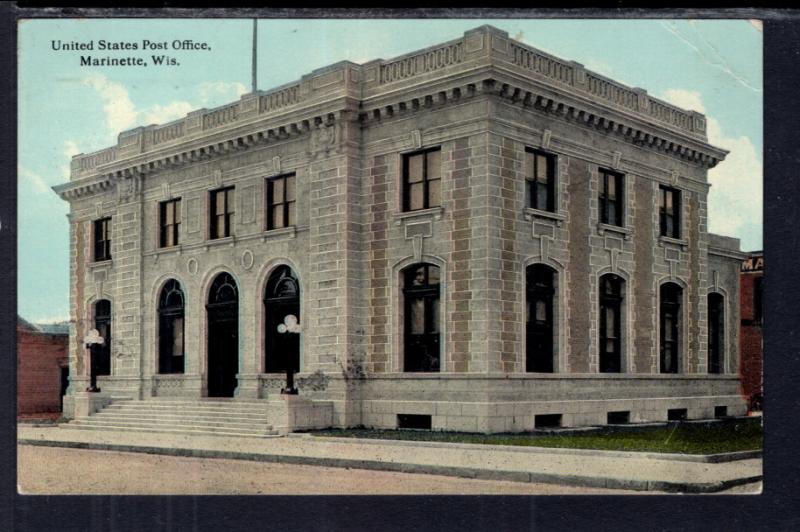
[83,329,105,393]
[277,314,300,395]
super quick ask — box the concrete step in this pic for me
[71,418,277,436]
[113,399,270,407]
[69,398,281,439]
[87,414,270,430]
[104,402,269,414]
[91,411,270,423]
[65,422,279,439]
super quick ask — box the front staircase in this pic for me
[67,398,279,438]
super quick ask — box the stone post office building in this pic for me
[54,26,748,432]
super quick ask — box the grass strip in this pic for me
[309,420,762,455]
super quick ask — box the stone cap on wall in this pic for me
[708,233,748,261]
[64,24,721,184]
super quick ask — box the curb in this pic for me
[298,434,762,463]
[17,438,761,493]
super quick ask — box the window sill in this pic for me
[88,259,112,268]
[523,207,566,226]
[393,206,444,226]
[145,245,182,257]
[658,235,688,250]
[204,235,236,251]
[261,226,296,242]
[597,223,632,240]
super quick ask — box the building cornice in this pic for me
[54,24,728,202]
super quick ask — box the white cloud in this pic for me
[82,72,138,132]
[197,81,247,106]
[61,140,81,178]
[81,73,240,135]
[660,88,706,113]
[660,89,762,249]
[141,101,195,125]
[19,165,50,194]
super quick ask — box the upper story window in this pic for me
[599,169,624,227]
[210,186,234,239]
[159,198,181,248]
[659,185,682,239]
[525,149,556,212]
[403,148,441,212]
[266,174,296,230]
[93,217,112,262]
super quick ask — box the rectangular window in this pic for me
[209,187,234,239]
[397,414,432,430]
[659,186,682,238]
[753,277,763,325]
[159,198,181,248]
[599,169,624,227]
[525,149,556,212]
[266,174,296,230]
[402,148,441,212]
[93,217,112,261]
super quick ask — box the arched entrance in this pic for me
[264,266,300,373]
[206,272,239,397]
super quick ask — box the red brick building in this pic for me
[17,316,70,416]
[739,252,763,411]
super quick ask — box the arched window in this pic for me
[526,264,556,372]
[264,266,300,373]
[660,283,683,374]
[403,263,440,372]
[158,279,185,374]
[209,273,238,307]
[93,299,111,376]
[708,293,725,374]
[599,274,624,373]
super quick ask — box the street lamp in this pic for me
[83,328,105,393]
[277,314,300,395]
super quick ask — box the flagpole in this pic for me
[252,19,258,93]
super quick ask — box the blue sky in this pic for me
[17,18,763,322]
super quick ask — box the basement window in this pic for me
[397,414,431,430]
[607,411,630,425]
[714,406,728,419]
[667,408,688,421]
[534,414,562,429]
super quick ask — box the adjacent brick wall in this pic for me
[18,325,68,415]
[739,267,763,403]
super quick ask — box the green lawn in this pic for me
[309,420,762,455]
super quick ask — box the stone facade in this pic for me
[54,26,747,431]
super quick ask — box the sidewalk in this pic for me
[17,425,762,493]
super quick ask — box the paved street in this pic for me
[18,445,642,495]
